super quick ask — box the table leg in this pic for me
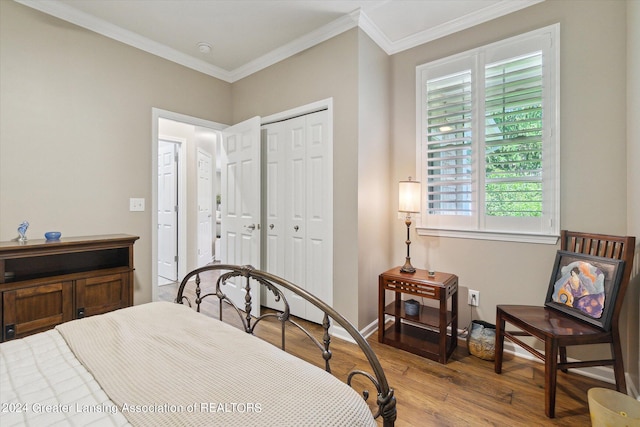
[439,293,447,363]
[378,278,384,342]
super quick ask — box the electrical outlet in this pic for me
[468,290,479,307]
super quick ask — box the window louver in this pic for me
[484,52,543,217]
[426,70,473,216]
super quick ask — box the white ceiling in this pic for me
[17,0,543,82]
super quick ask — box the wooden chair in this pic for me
[494,230,636,418]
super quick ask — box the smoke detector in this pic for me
[197,42,212,54]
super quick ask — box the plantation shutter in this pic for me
[426,70,473,216]
[417,24,559,241]
[484,52,544,217]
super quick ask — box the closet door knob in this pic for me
[269,224,274,230]
[246,224,256,231]
[294,225,299,231]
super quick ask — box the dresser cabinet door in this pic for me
[2,281,73,340]
[75,272,129,318]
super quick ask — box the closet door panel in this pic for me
[264,125,285,310]
[265,128,285,277]
[262,108,332,324]
[285,118,307,318]
[305,110,331,323]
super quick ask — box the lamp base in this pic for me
[400,258,416,274]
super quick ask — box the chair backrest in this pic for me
[560,230,636,331]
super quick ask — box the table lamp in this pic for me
[398,177,420,273]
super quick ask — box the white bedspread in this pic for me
[55,301,376,426]
[0,329,129,427]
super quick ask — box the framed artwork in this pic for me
[545,250,625,330]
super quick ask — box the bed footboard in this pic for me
[176,264,396,427]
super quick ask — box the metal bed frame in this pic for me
[176,264,397,426]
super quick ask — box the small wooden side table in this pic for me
[378,267,458,364]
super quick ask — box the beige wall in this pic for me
[232,29,393,328]
[0,1,232,304]
[627,0,640,394]
[231,30,362,324]
[391,0,636,389]
[357,31,392,328]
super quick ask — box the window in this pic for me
[416,24,559,243]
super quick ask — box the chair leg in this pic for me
[610,335,627,393]
[544,338,559,418]
[494,309,505,374]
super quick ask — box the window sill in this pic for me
[416,227,559,245]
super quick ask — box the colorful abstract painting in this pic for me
[545,251,625,330]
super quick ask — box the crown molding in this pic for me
[229,9,359,82]
[15,0,233,81]
[355,8,394,54]
[16,0,545,83]
[386,0,545,54]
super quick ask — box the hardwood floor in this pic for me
[158,277,613,426]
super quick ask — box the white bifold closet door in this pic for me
[263,110,332,324]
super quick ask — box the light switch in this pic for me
[129,198,145,212]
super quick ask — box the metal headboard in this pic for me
[176,264,396,426]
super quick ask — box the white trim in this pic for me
[331,317,379,345]
[415,24,560,243]
[355,9,394,54]
[376,321,639,398]
[388,0,545,55]
[500,340,636,392]
[231,13,359,82]
[15,0,233,82]
[151,108,227,303]
[417,228,559,245]
[261,98,333,124]
[17,0,544,83]
[504,341,640,399]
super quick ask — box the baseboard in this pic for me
[363,319,640,400]
[330,317,382,345]
[493,339,640,399]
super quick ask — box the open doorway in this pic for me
[151,108,226,302]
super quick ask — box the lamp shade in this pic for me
[399,179,421,213]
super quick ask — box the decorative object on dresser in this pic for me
[398,177,421,273]
[495,230,636,418]
[16,220,29,242]
[0,234,139,341]
[44,231,62,241]
[378,266,458,364]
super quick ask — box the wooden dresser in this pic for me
[0,234,139,341]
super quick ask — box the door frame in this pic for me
[151,108,226,302]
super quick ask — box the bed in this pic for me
[1,264,397,426]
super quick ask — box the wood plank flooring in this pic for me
[158,278,613,426]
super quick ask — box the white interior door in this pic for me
[221,116,262,316]
[265,124,285,277]
[264,122,289,312]
[303,110,331,323]
[285,117,308,317]
[197,149,213,267]
[263,110,331,324]
[158,140,178,281]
